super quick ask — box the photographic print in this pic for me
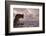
[13,8,39,28]
[5,1,45,35]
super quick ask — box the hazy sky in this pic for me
[13,8,39,21]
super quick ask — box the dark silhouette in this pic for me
[14,14,24,28]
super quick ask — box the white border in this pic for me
[9,5,43,33]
